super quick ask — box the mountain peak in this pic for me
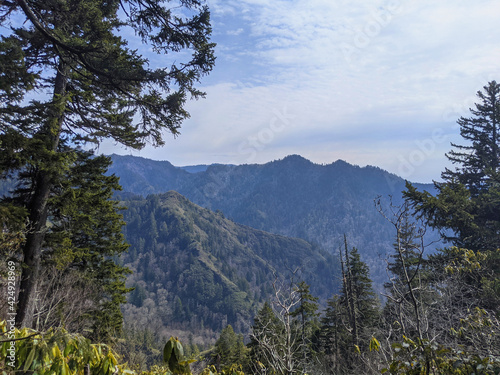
[281,154,311,162]
[275,154,315,167]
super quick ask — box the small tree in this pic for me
[290,281,319,367]
[319,238,380,374]
[339,237,380,349]
[210,325,249,372]
[377,201,431,342]
[249,274,306,375]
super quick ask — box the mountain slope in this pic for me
[120,191,338,343]
[108,154,188,196]
[110,154,437,284]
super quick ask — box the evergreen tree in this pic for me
[338,238,380,348]
[443,81,500,194]
[59,152,131,341]
[382,204,430,341]
[385,213,423,287]
[350,248,380,332]
[248,302,281,372]
[404,81,500,252]
[210,325,249,371]
[402,82,500,365]
[290,281,319,371]
[320,240,380,373]
[404,81,500,315]
[319,295,348,374]
[0,0,215,329]
[290,281,319,330]
[7,151,131,340]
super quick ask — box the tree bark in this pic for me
[16,61,69,328]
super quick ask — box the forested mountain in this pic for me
[109,154,438,284]
[119,190,338,344]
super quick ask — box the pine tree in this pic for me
[382,204,430,341]
[404,81,500,251]
[320,239,380,373]
[290,281,319,369]
[443,81,500,194]
[319,295,348,374]
[248,302,281,372]
[0,0,215,329]
[338,238,380,348]
[210,325,249,371]
[344,246,380,345]
[9,150,131,340]
[403,82,500,357]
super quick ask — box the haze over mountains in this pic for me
[110,154,438,283]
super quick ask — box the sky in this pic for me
[99,0,500,183]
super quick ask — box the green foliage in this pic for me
[210,325,249,372]
[443,81,500,195]
[0,321,128,375]
[383,336,500,375]
[404,81,500,252]
[317,240,380,373]
[113,327,165,371]
[0,0,215,329]
[0,322,244,375]
[163,337,194,374]
[248,302,281,372]
[200,364,245,375]
[1,151,132,340]
[51,152,131,341]
[290,281,319,323]
[392,81,500,374]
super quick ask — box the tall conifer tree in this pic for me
[404,81,500,322]
[405,81,500,251]
[0,0,215,329]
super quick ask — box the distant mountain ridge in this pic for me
[109,154,438,284]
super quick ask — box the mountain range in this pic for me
[109,154,438,286]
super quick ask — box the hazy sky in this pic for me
[101,0,500,183]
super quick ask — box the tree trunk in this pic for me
[16,61,69,329]
[343,235,358,347]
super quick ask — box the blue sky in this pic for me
[100,0,500,183]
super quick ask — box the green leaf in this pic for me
[61,361,70,375]
[173,339,184,360]
[63,343,73,357]
[163,338,174,364]
[369,337,380,352]
[102,358,110,375]
[24,347,36,371]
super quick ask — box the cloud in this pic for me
[227,28,244,36]
[107,0,500,183]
